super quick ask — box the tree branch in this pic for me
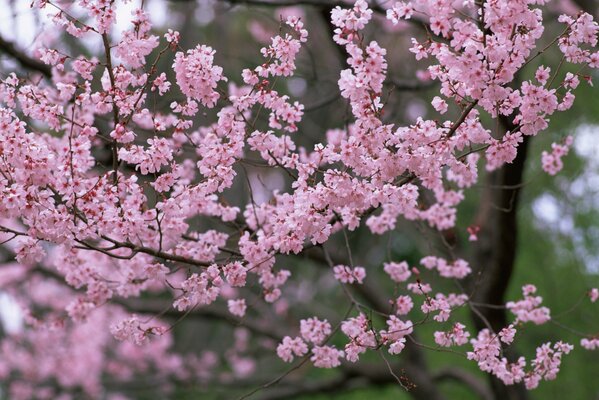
[433,368,493,400]
[0,35,51,77]
[467,115,530,400]
[571,0,597,17]
[253,374,359,400]
[119,298,287,341]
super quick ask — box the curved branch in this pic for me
[253,374,359,400]
[433,368,493,400]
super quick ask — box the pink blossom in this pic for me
[311,345,344,368]
[72,56,98,80]
[434,323,470,347]
[499,325,517,344]
[394,295,414,315]
[333,265,366,284]
[0,0,595,394]
[431,96,448,114]
[580,338,599,350]
[541,136,573,175]
[15,237,46,265]
[506,284,551,325]
[110,124,135,144]
[277,336,308,363]
[173,45,225,108]
[300,317,331,345]
[384,261,411,283]
[165,29,180,45]
[386,2,414,24]
[152,73,171,95]
[535,66,551,85]
[227,299,247,317]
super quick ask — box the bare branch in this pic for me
[119,298,286,341]
[433,368,493,400]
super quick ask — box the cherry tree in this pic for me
[0,0,598,399]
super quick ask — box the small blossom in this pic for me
[333,265,366,284]
[311,345,344,368]
[589,288,599,303]
[432,96,448,114]
[277,336,308,362]
[228,299,247,317]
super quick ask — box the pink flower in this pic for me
[333,265,366,284]
[277,336,308,362]
[227,299,247,317]
[432,96,448,114]
[311,345,344,368]
[111,315,148,345]
[15,237,45,265]
[580,338,599,350]
[499,325,517,344]
[506,284,551,325]
[173,45,226,108]
[535,66,551,85]
[152,73,171,95]
[434,323,470,347]
[223,262,247,287]
[386,2,414,24]
[467,225,480,241]
[394,295,413,315]
[300,317,331,345]
[110,124,135,143]
[165,29,180,45]
[72,56,98,80]
[383,261,411,283]
[589,288,599,303]
[380,315,413,354]
[541,136,573,175]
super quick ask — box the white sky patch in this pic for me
[195,0,216,26]
[574,124,599,165]
[0,293,23,334]
[146,0,168,28]
[532,193,560,225]
[0,0,38,45]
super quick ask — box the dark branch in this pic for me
[389,77,437,92]
[467,114,530,400]
[117,298,287,341]
[0,35,51,77]
[253,374,358,400]
[571,0,598,16]
[434,368,493,400]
